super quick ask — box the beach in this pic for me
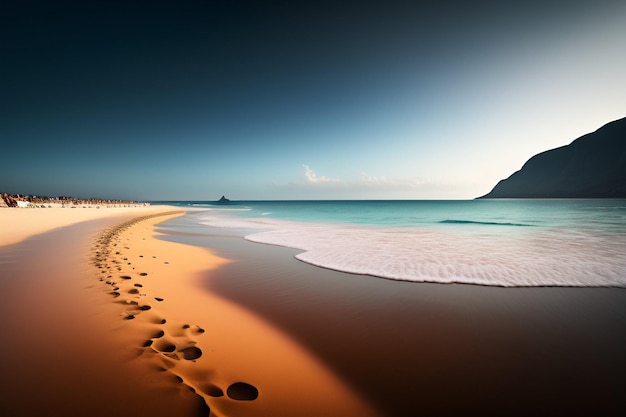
[0,207,209,416]
[0,207,377,417]
[0,206,624,416]
[0,204,162,247]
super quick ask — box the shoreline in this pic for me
[179,199,626,288]
[158,213,626,416]
[1,207,624,416]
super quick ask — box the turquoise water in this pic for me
[156,200,626,287]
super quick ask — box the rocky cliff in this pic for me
[478,117,626,198]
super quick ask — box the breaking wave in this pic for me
[196,213,626,288]
[439,219,533,227]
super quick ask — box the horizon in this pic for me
[2,1,626,201]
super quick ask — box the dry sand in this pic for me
[0,208,377,417]
[0,205,171,247]
[0,209,208,417]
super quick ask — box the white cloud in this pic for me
[267,165,476,199]
[358,173,426,188]
[302,164,340,184]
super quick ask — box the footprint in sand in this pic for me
[154,340,177,353]
[226,382,259,401]
[145,325,203,361]
[139,272,148,276]
[202,384,224,398]
[182,324,205,334]
[179,346,202,360]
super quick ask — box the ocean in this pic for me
[154,199,626,288]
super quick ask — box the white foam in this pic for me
[198,214,626,287]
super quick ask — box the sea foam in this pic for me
[197,214,626,288]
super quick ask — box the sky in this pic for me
[1,0,625,201]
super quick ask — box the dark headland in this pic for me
[478,116,626,198]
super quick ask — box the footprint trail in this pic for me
[91,211,259,416]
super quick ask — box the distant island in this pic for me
[216,195,231,204]
[478,116,626,198]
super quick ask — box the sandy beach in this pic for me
[1,206,624,416]
[0,207,212,416]
[0,208,376,417]
[0,204,166,247]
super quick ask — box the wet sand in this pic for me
[0,210,377,417]
[159,220,626,417]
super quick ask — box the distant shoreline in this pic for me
[1,192,143,208]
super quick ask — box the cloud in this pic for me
[268,165,478,199]
[302,164,340,184]
[358,173,426,188]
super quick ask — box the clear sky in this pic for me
[2,0,625,200]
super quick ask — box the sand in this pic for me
[0,205,171,247]
[0,209,208,417]
[0,208,377,417]
[91,213,378,417]
[2,206,623,416]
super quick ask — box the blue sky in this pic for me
[1,0,625,200]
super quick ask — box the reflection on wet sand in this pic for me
[164,228,626,417]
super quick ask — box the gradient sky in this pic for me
[2,0,625,200]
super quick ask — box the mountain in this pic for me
[478,117,626,198]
